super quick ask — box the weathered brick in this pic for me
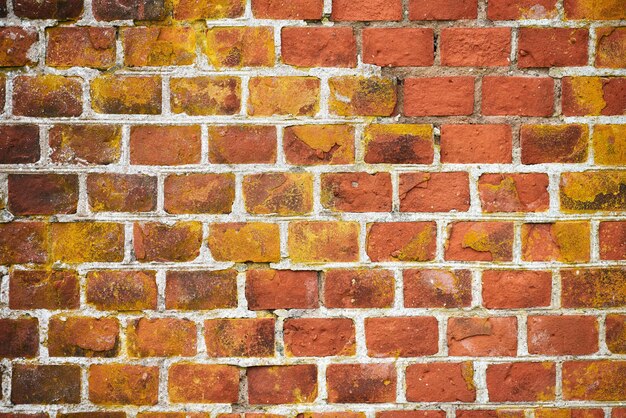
[47,27,115,69]
[332,0,401,21]
[49,124,121,165]
[406,362,475,402]
[134,222,203,262]
[246,269,319,309]
[0,125,40,164]
[531,410,602,418]
[441,28,511,67]
[528,315,598,355]
[440,124,512,163]
[89,364,159,405]
[600,221,626,260]
[0,28,37,67]
[166,270,238,310]
[327,364,396,403]
[479,173,550,212]
[282,27,356,67]
[561,268,626,308]
[364,124,433,164]
[48,316,119,357]
[86,270,157,311]
[284,124,355,165]
[560,171,626,212]
[209,125,277,164]
[165,173,235,214]
[404,77,475,116]
[288,221,359,263]
[205,318,275,357]
[251,0,323,19]
[521,124,590,164]
[363,28,433,67]
[596,27,626,68]
[91,76,161,115]
[284,318,355,357]
[521,222,590,262]
[249,77,319,116]
[409,0,477,20]
[404,269,472,308]
[399,172,470,212]
[593,125,626,166]
[487,0,557,19]
[482,76,554,116]
[445,221,514,261]
[170,76,241,115]
[127,318,196,357]
[50,222,124,263]
[208,222,281,262]
[0,222,47,264]
[329,77,397,116]
[13,75,82,117]
[87,174,157,213]
[561,77,626,116]
[248,365,317,404]
[12,364,81,404]
[243,173,313,215]
[482,270,552,309]
[206,27,274,68]
[123,27,196,66]
[448,317,517,356]
[131,125,201,165]
[321,172,392,212]
[0,317,39,358]
[366,222,437,262]
[8,174,78,215]
[324,269,394,308]
[15,0,82,19]
[366,316,438,357]
[9,269,79,309]
[173,0,244,20]
[606,315,626,354]
[563,361,626,400]
[486,362,556,402]
[518,28,588,67]
[93,0,164,20]
[564,0,626,20]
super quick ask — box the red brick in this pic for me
[243,173,313,215]
[171,77,241,115]
[168,363,239,403]
[405,77,475,116]
[327,364,396,403]
[479,173,550,212]
[0,222,47,264]
[564,0,626,20]
[86,270,157,311]
[134,222,203,262]
[521,222,590,262]
[366,222,437,262]
[91,75,161,115]
[0,317,38,358]
[596,27,626,68]
[209,125,276,164]
[379,413,445,418]
[600,221,626,260]
[0,125,40,164]
[284,318,355,357]
[535,410,604,418]
[404,269,472,308]
[321,172,392,212]
[47,27,115,69]
[366,316,438,357]
[482,270,552,309]
[441,28,511,67]
[561,268,626,308]
[165,173,235,214]
[332,0,401,21]
[248,77,319,116]
[13,75,82,117]
[122,27,196,67]
[251,0,323,19]
[487,362,556,402]
[173,0,243,19]
[288,221,359,263]
[562,77,626,116]
[324,269,394,308]
[284,124,354,165]
[87,174,157,213]
[9,269,79,309]
[399,172,470,212]
[93,0,164,20]
[607,315,626,354]
[50,222,124,263]
[329,77,397,116]
[528,315,598,355]
[482,76,554,116]
[12,364,81,404]
[448,317,517,356]
[208,222,280,262]
[488,0,557,19]
[15,0,83,19]
[440,124,512,163]
[89,364,159,405]
[48,316,119,357]
[131,125,201,165]
[49,124,121,165]
[248,365,318,404]
[128,318,196,357]
[446,221,514,261]
[521,124,589,164]
[518,28,588,67]
[0,27,37,67]
[362,28,434,67]
[282,27,356,68]
[165,270,238,310]
[406,362,475,402]
[457,411,525,418]
[563,361,626,400]
[8,174,77,215]
[409,0,477,19]
[246,269,319,310]
[363,124,433,164]
[204,318,275,357]
[206,27,274,68]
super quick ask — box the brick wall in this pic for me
[0,0,625,417]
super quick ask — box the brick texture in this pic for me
[0,0,624,416]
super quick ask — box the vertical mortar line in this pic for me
[240,75,250,116]
[312,171,323,215]
[200,124,209,165]
[77,173,89,216]
[435,220,447,262]
[474,360,488,403]
[199,222,212,263]
[318,74,331,118]
[597,312,609,355]
[554,360,563,401]
[359,220,368,263]
[156,269,166,312]
[467,167,482,214]
[590,218,600,262]
[512,221,522,264]
[275,313,285,358]
[279,221,289,260]
[512,122,522,165]
[391,169,400,213]
[551,269,561,309]
[156,173,166,215]
[432,124,441,165]
[510,27,518,70]
[474,73,482,117]
[159,360,169,407]
[354,123,365,164]
[120,125,131,166]
[588,25,597,67]
[197,314,206,356]
[548,171,561,216]
[354,312,367,357]
[81,366,89,403]
[39,124,51,164]
[323,0,332,16]
[438,313,448,357]
[517,313,528,356]
[161,75,171,115]
[233,172,245,216]
[4,71,13,119]
[115,27,124,67]
[471,269,482,308]
[275,125,286,165]
[236,270,248,310]
[123,222,135,263]
[396,359,406,403]
[393,268,403,310]
[587,122,595,165]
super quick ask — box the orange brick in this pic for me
[248,77,320,116]
[406,362,475,402]
[127,318,196,357]
[283,124,355,165]
[561,77,626,116]
[251,0,323,19]
[89,364,159,405]
[366,316,438,357]
[0,27,37,66]
[91,75,161,115]
[445,221,514,261]
[0,222,48,265]
[563,361,626,400]
[204,318,275,357]
[282,27,356,67]
[209,125,277,164]
[246,269,319,310]
[49,124,121,165]
[206,27,274,68]
[441,28,511,67]
[324,269,394,308]
[288,221,359,263]
[47,27,115,69]
[332,0,402,21]
[13,75,82,117]
[50,222,124,263]
[122,26,196,66]
[284,318,356,357]
[9,270,79,310]
[521,124,589,164]
[482,76,554,116]
[86,270,157,311]
[596,27,626,68]
[327,364,396,403]
[364,124,433,164]
[208,222,280,262]
[329,77,397,116]
[166,270,238,310]
[487,362,555,402]
[170,76,241,115]
[134,222,203,262]
[164,173,235,214]
[169,364,239,403]
[478,173,550,212]
[366,222,437,262]
[518,28,588,67]
[410,0,477,20]
[521,222,590,262]
[48,316,119,357]
[248,365,317,404]
[321,172,392,212]
[173,0,245,20]
[87,174,157,213]
[399,172,470,212]
[130,125,201,166]
[527,316,599,355]
[243,173,313,215]
[8,174,78,215]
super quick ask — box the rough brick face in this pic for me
[2,0,625,416]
